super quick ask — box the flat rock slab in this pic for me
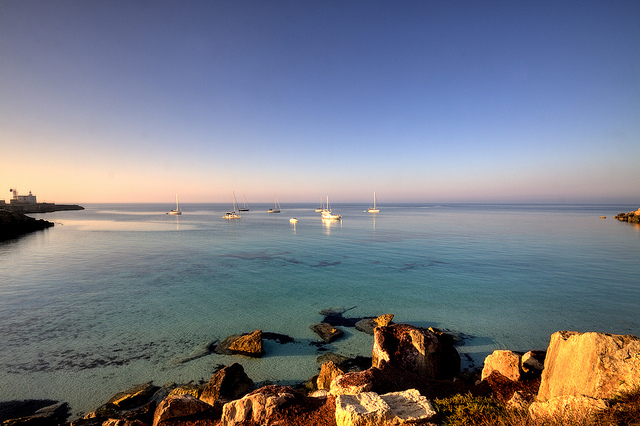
[335,389,436,426]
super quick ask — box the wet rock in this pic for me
[311,323,344,343]
[107,382,159,409]
[213,330,264,357]
[199,363,254,406]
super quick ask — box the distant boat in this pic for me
[315,197,324,212]
[224,192,241,219]
[366,191,380,213]
[289,218,298,224]
[321,196,341,220]
[239,195,250,212]
[169,195,182,215]
[268,194,281,213]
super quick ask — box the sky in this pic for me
[1,0,639,204]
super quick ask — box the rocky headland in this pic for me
[615,209,640,224]
[0,210,55,241]
[2,310,639,426]
[3,203,84,214]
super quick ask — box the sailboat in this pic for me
[224,192,241,219]
[366,191,380,213]
[268,194,281,213]
[315,197,324,213]
[169,194,182,215]
[321,196,341,220]
[239,195,250,212]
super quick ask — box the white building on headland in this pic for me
[9,189,37,204]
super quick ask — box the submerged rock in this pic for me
[311,323,345,343]
[213,330,264,357]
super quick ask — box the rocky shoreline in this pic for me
[2,309,639,426]
[615,208,640,224]
[0,210,55,241]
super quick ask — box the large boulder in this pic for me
[537,331,640,401]
[372,324,460,380]
[152,394,212,426]
[199,363,254,406]
[220,385,296,426]
[481,350,522,381]
[214,330,264,357]
[335,389,436,426]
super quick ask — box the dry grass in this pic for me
[433,388,640,426]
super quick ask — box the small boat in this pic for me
[321,196,341,220]
[268,194,281,213]
[289,218,298,224]
[169,194,182,215]
[224,192,241,219]
[239,195,250,212]
[366,191,380,213]
[315,197,324,212]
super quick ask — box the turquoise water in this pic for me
[1,203,639,416]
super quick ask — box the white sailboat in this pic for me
[321,196,341,220]
[239,195,250,212]
[315,197,324,212]
[224,192,241,219]
[366,191,379,213]
[268,194,281,213]
[169,194,182,215]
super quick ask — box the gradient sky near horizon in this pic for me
[1,1,639,204]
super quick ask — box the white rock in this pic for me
[335,392,392,426]
[380,389,436,423]
[481,350,522,381]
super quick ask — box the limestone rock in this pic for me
[317,361,346,390]
[335,389,435,426]
[330,370,375,396]
[214,330,264,357]
[220,386,295,426]
[152,394,211,426]
[311,323,344,343]
[199,363,254,406]
[481,350,522,381]
[228,330,264,357]
[107,382,159,409]
[537,331,640,400]
[372,324,460,380]
[335,392,393,426]
[529,395,608,422]
[380,389,436,423]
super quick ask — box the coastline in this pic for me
[0,210,55,241]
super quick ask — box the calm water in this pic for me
[1,203,639,416]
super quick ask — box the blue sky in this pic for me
[1,0,639,204]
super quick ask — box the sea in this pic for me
[1,203,639,418]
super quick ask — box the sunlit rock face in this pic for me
[537,330,640,401]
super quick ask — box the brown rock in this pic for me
[317,361,346,391]
[228,330,264,357]
[107,382,159,409]
[199,363,254,406]
[537,331,640,401]
[481,350,522,381]
[311,323,344,343]
[152,394,212,426]
[220,385,296,425]
[372,324,460,380]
